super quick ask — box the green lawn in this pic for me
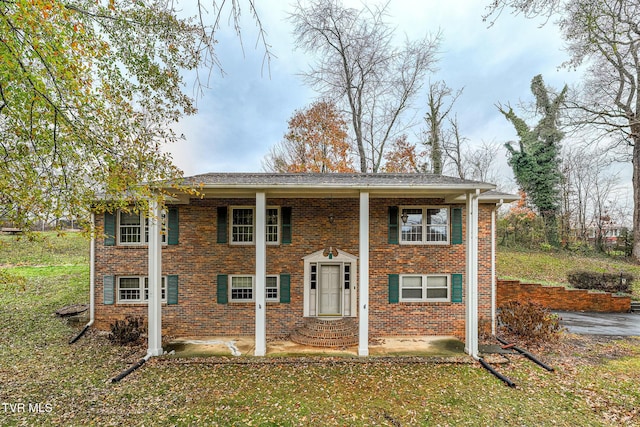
[0,233,639,425]
[498,248,640,296]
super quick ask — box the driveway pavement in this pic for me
[555,311,640,336]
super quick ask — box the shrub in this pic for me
[108,316,146,345]
[567,270,633,294]
[497,301,562,343]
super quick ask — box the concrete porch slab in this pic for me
[165,336,466,358]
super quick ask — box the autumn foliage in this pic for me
[382,135,425,173]
[264,101,356,173]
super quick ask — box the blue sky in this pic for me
[167,1,582,189]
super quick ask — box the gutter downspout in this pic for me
[69,212,95,344]
[110,352,153,383]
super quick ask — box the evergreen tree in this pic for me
[500,75,567,246]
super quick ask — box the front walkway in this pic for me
[164,336,466,358]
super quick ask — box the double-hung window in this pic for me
[229,275,280,302]
[230,276,254,301]
[230,207,280,245]
[118,211,166,245]
[117,276,166,303]
[119,212,144,244]
[400,274,450,302]
[266,276,279,301]
[400,207,449,244]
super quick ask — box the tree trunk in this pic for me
[633,131,640,260]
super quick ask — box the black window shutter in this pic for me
[217,207,228,243]
[281,207,292,244]
[104,213,116,246]
[280,274,291,303]
[167,275,179,305]
[451,274,463,303]
[167,207,179,245]
[103,275,115,305]
[451,208,463,244]
[388,206,399,244]
[388,274,399,303]
[217,274,228,304]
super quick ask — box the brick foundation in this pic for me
[497,279,631,312]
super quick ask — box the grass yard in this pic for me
[498,248,640,296]
[0,233,639,426]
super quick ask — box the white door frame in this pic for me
[302,249,358,317]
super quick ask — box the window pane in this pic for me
[231,276,253,300]
[401,208,423,242]
[266,276,278,300]
[402,288,423,299]
[144,212,167,244]
[232,209,254,243]
[310,264,317,290]
[426,288,448,299]
[402,276,422,288]
[119,278,140,301]
[344,264,350,290]
[426,276,448,300]
[119,212,141,243]
[401,276,422,299]
[426,208,448,242]
[426,225,447,242]
[266,208,279,243]
[120,212,141,225]
[426,276,447,289]
[426,208,447,225]
[144,277,167,301]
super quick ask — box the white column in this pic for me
[148,200,163,357]
[358,191,370,357]
[491,205,497,336]
[465,190,479,358]
[89,213,95,325]
[255,192,267,356]
[491,200,504,336]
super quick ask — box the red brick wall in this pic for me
[497,279,631,312]
[94,198,495,341]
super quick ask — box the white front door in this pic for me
[318,264,341,315]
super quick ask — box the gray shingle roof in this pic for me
[181,172,495,189]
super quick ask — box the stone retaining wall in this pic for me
[497,279,631,313]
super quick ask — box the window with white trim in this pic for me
[230,275,253,301]
[231,208,254,244]
[229,275,280,302]
[266,276,279,301]
[117,211,166,245]
[117,276,166,303]
[266,208,280,244]
[230,207,280,245]
[400,274,450,302]
[400,207,449,244]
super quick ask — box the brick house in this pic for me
[91,173,516,358]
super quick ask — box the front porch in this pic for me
[164,335,467,359]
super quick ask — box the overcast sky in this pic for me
[167,0,583,190]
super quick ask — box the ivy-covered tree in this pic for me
[499,74,567,246]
